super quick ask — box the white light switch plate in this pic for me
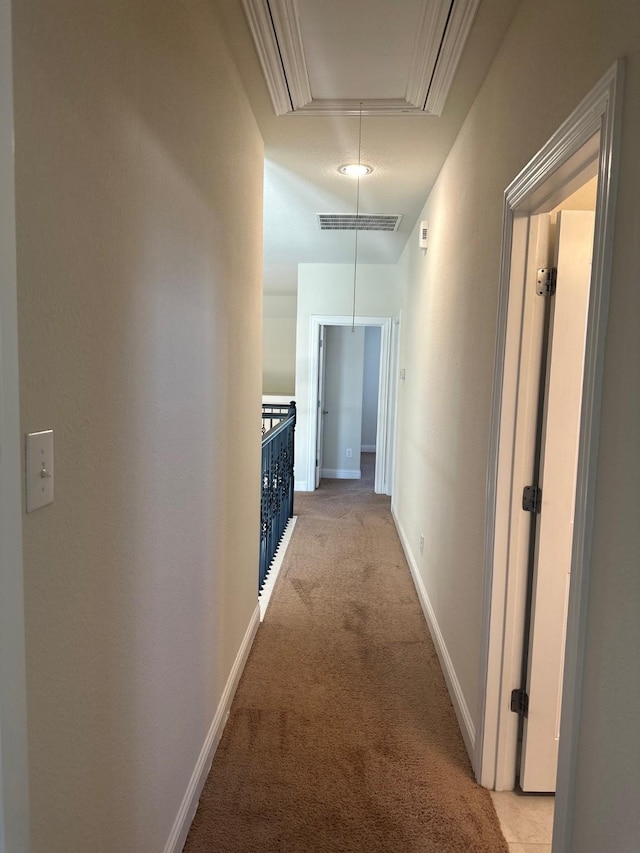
[26,430,54,512]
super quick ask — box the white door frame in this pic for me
[315,325,326,488]
[476,60,624,850]
[0,1,30,850]
[307,315,394,495]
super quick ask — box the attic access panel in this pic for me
[301,0,425,101]
[242,0,480,116]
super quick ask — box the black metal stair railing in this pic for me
[260,401,296,591]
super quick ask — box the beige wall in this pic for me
[13,1,263,850]
[263,293,297,394]
[393,1,640,849]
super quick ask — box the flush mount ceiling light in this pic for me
[339,163,373,177]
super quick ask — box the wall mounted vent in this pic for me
[317,214,403,232]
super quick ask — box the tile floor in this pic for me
[490,791,555,853]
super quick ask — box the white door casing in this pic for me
[315,325,327,488]
[520,211,596,792]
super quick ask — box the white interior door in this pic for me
[315,325,327,488]
[520,210,596,792]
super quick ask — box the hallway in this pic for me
[184,456,507,852]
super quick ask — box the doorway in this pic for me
[308,315,397,496]
[476,62,624,851]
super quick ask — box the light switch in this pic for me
[26,430,54,512]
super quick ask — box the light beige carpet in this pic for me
[184,455,508,852]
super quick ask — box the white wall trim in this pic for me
[361,445,376,453]
[307,316,394,496]
[477,61,625,851]
[163,604,260,853]
[374,319,392,496]
[0,0,30,848]
[320,468,361,480]
[386,316,401,496]
[392,507,476,759]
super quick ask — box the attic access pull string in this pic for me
[351,102,363,332]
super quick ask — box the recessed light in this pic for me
[338,164,373,177]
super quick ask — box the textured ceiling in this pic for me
[214,0,521,294]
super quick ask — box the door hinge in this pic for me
[316,458,319,467]
[522,484,542,513]
[510,687,529,717]
[536,267,557,296]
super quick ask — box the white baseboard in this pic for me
[321,468,361,480]
[295,478,311,492]
[163,603,260,853]
[259,517,297,621]
[361,445,376,453]
[391,506,476,759]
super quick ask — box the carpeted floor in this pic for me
[183,455,508,852]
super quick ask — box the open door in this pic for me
[520,210,596,792]
[315,325,327,489]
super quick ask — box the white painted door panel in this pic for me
[520,210,596,792]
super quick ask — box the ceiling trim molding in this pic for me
[425,0,480,115]
[243,0,479,117]
[242,0,292,115]
[405,0,453,109]
[267,0,312,109]
[292,99,427,116]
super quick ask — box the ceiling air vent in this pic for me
[317,214,403,232]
